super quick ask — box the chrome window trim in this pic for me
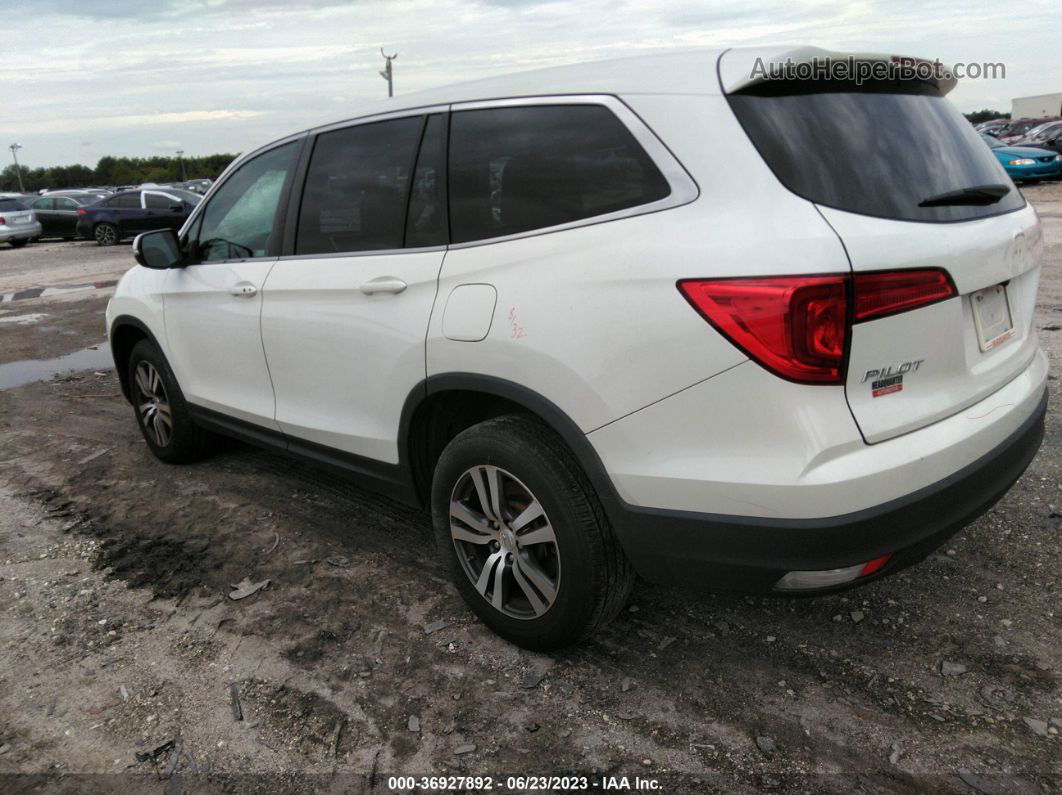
[445,94,699,250]
[276,245,447,263]
[309,104,449,137]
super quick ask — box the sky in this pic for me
[5,0,1061,168]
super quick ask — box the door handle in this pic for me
[230,282,257,297]
[360,276,407,295]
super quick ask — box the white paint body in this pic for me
[107,46,1047,526]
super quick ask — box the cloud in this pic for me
[5,0,1062,165]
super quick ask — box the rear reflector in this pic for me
[679,269,956,385]
[678,276,847,384]
[853,269,956,322]
[775,553,894,591]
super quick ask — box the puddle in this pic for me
[0,344,114,391]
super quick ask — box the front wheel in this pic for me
[431,415,634,650]
[128,339,215,463]
[94,222,118,246]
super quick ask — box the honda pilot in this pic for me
[106,47,1047,649]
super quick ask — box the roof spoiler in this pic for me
[719,46,958,97]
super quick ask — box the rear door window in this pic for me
[107,193,141,209]
[448,104,671,244]
[727,84,1026,222]
[145,192,176,209]
[295,116,424,255]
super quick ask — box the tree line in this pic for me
[0,153,238,193]
[964,109,1010,124]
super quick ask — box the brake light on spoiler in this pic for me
[678,269,955,385]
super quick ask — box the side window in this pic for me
[195,141,297,262]
[405,113,448,248]
[109,193,141,209]
[295,116,423,255]
[33,198,55,211]
[145,192,174,209]
[449,104,671,244]
[55,198,78,211]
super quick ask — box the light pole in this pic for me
[8,143,25,193]
[176,150,186,181]
[379,48,397,97]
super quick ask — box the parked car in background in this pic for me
[109,47,1047,649]
[28,193,100,239]
[980,133,1062,181]
[77,188,201,245]
[974,119,1009,136]
[999,116,1062,143]
[180,179,213,194]
[0,197,42,247]
[1014,120,1062,150]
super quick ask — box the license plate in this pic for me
[971,283,1015,351]
[15,215,31,224]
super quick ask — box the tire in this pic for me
[9,239,28,248]
[127,339,215,464]
[94,222,118,246]
[431,414,634,650]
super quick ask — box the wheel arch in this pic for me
[109,315,165,403]
[402,374,623,523]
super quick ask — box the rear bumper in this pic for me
[0,222,42,241]
[608,386,1047,592]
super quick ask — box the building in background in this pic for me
[1012,92,1062,118]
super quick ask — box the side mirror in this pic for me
[133,228,183,270]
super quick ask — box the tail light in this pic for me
[854,270,955,322]
[77,208,88,216]
[0,216,5,225]
[678,269,955,385]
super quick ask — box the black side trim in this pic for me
[188,405,418,505]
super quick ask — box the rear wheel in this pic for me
[431,415,634,650]
[128,339,215,463]
[94,222,118,246]
[9,239,28,248]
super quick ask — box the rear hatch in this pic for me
[0,198,36,228]
[719,48,1042,443]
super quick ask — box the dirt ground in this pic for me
[0,186,1059,794]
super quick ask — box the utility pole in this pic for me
[8,143,25,193]
[176,150,186,181]
[379,48,397,97]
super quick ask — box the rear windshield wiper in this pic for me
[918,184,1011,207]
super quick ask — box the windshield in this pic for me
[0,198,29,211]
[981,134,1005,149]
[728,85,1025,223]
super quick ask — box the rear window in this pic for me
[728,84,1026,222]
[448,104,671,244]
[0,198,29,211]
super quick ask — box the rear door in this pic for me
[30,197,58,234]
[261,111,448,465]
[722,54,1041,443]
[51,197,82,236]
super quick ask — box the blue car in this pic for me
[76,187,201,246]
[981,134,1062,182]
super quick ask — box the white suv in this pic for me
[107,47,1048,649]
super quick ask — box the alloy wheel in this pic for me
[134,361,173,447]
[95,224,117,245]
[449,465,561,619]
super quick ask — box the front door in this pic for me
[162,139,302,427]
